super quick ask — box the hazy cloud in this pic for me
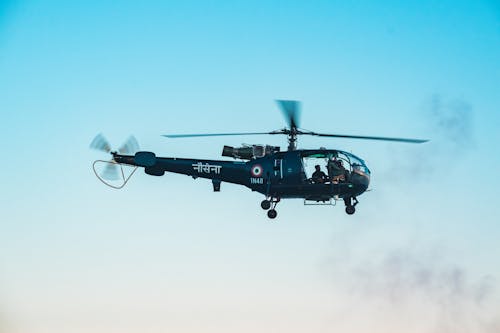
[325,244,499,333]
[381,95,475,183]
[427,95,474,149]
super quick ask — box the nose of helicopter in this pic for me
[350,168,370,194]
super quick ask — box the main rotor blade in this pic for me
[163,132,273,138]
[276,100,301,129]
[303,131,428,143]
[119,135,139,154]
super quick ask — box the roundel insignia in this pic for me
[251,164,263,177]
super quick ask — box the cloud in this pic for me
[427,95,474,149]
[380,94,475,183]
[325,244,500,333]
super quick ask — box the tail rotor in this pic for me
[90,133,140,186]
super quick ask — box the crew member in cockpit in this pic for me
[328,158,348,183]
[312,164,327,184]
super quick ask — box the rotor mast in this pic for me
[287,128,298,151]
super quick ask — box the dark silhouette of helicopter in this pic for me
[91,100,427,219]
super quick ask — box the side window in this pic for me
[302,155,328,181]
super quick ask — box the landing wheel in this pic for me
[267,209,277,219]
[345,205,355,215]
[261,200,271,210]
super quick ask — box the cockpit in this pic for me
[301,150,370,186]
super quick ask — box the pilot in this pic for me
[328,158,347,183]
[312,165,327,184]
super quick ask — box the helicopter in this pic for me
[90,100,427,219]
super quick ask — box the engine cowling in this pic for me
[222,145,279,160]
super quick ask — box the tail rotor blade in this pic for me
[101,163,120,180]
[119,135,140,154]
[90,133,112,153]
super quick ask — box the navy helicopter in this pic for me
[91,100,427,219]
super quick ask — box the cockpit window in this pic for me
[339,151,370,175]
[301,150,370,183]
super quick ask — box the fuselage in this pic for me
[113,149,370,201]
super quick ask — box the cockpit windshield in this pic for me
[340,151,370,175]
[301,150,370,183]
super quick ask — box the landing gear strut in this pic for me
[344,197,359,215]
[261,197,280,219]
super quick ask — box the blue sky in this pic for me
[1,1,499,332]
